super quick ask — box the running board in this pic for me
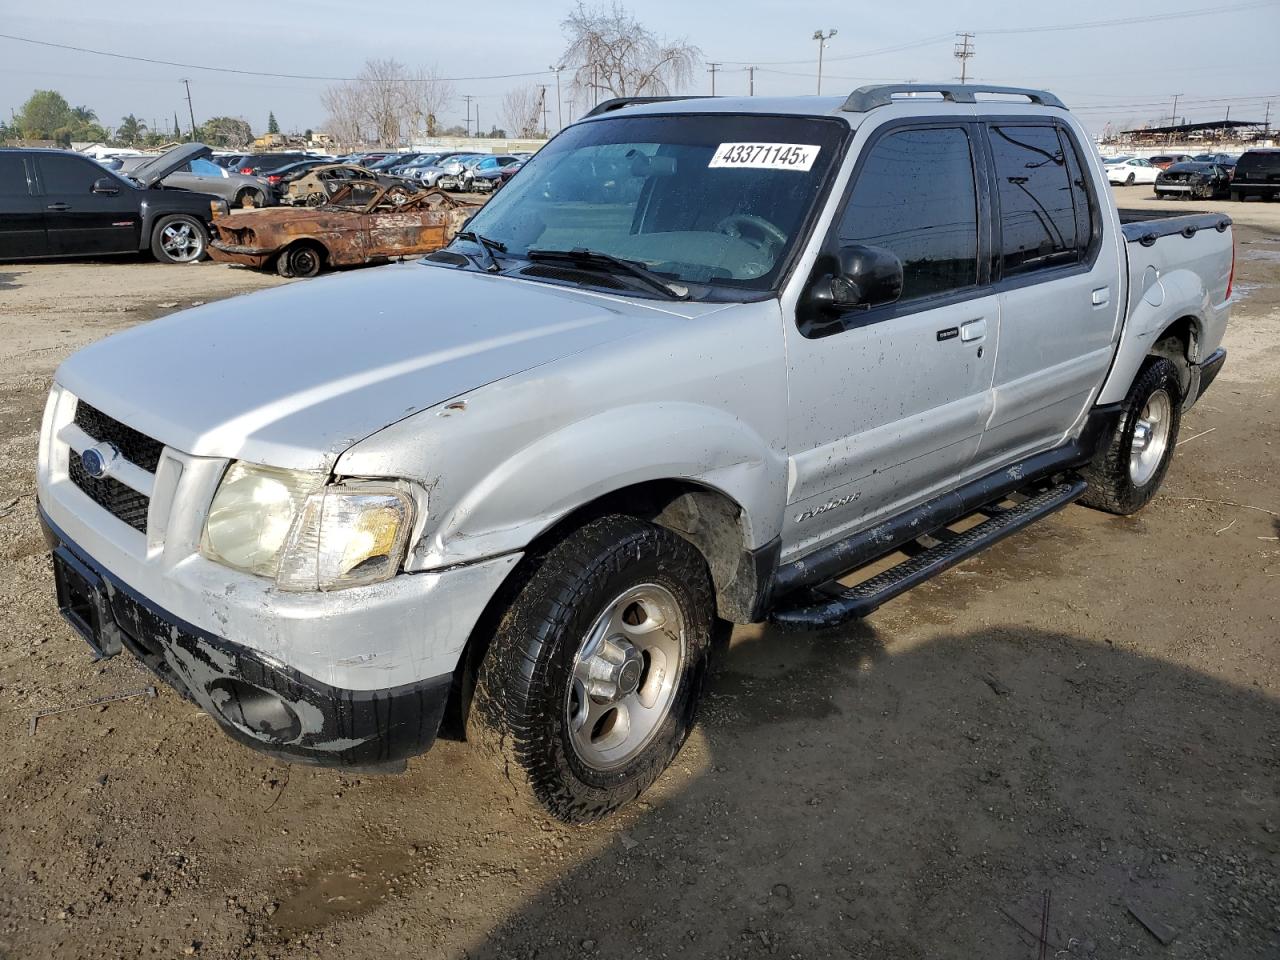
[770,478,1088,630]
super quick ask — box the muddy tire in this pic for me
[150,214,207,264]
[467,515,715,823]
[277,242,324,279]
[1080,356,1183,515]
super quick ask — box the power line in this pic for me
[0,32,554,83]
[953,33,975,84]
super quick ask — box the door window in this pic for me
[0,155,31,195]
[38,153,103,194]
[836,126,979,303]
[989,125,1079,276]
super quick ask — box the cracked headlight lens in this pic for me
[200,462,323,577]
[276,484,414,592]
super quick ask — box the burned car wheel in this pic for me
[150,215,207,264]
[276,243,324,279]
[468,515,715,823]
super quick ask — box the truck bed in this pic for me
[1117,208,1232,244]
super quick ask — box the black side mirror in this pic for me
[92,177,120,196]
[807,243,904,313]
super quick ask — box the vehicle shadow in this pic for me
[458,621,1279,959]
[0,272,18,290]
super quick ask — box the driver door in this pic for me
[781,122,999,560]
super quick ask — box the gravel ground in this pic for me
[0,194,1277,960]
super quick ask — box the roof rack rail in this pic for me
[841,84,1066,112]
[584,96,714,118]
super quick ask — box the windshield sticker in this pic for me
[708,143,821,171]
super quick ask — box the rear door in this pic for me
[973,121,1121,470]
[36,152,140,256]
[782,122,1000,559]
[0,153,47,259]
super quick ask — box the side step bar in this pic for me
[770,478,1088,630]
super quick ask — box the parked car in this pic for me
[1147,154,1192,170]
[0,146,225,263]
[35,84,1233,823]
[1229,149,1280,201]
[1104,156,1159,186]
[389,155,443,179]
[460,154,524,191]
[279,163,419,206]
[1192,153,1239,172]
[128,144,275,208]
[260,158,329,193]
[406,157,473,188]
[207,180,474,277]
[229,152,313,176]
[1154,161,1232,199]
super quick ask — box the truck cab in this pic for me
[37,85,1232,822]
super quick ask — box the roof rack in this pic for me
[584,96,714,118]
[841,84,1066,112]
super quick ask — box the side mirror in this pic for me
[92,177,120,196]
[807,244,904,313]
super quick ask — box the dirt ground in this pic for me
[1,195,1277,960]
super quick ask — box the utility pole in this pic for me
[463,94,474,136]
[953,33,975,84]
[707,62,721,95]
[550,64,565,131]
[180,79,196,141]
[747,66,756,96]
[812,30,837,95]
[476,106,481,137]
[1169,93,1181,145]
[538,85,550,136]
[1265,101,1272,136]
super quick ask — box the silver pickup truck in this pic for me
[37,85,1232,822]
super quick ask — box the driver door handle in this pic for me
[46,202,70,211]
[960,318,986,342]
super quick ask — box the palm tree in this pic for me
[117,114,146,146]
[71,105,97,125]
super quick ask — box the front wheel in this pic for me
[150,214,207,264]
[1126,172,1136,186]
[1080,356,1183,515]
[276,242,323,278]
[468,516,715,823]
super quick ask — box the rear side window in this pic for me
[989,125,1081,276]
[1237,152,1280,175]
[0,155,31,195]
[837,126,979,302]
[38,153,102,195]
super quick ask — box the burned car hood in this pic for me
[128,142,214,188]
[55,262,720,471]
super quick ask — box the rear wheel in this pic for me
[1080,356,1183,515]
[235,188,265,208]
[467,515,715,823]
[1126,172,1136,186]
[150,215,207,264]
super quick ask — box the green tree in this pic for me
[304,127,313,140]
[267,111,280,134]
[116,114,147,146]
[17,89,72,139]
[71,105,97,126]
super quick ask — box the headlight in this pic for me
[201,462,416,591]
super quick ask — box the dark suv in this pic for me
[0,146,226,263]
[1230,149,1280,201]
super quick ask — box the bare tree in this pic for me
[560,2,701,108]
[502,86,544,139]
[322,59,456,147]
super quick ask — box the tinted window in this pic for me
[989,125,1077,276]
[1059,128,1096,261]
[836,126,978,302]
[1237,152,1280,176]
[39,153,102,194]
[0,155,30,196]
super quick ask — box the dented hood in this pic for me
[55,262,715,471]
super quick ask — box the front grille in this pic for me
[74,402,163,471]
[68,400,162,534]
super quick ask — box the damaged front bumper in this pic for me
[42,510,451,771]
[208,240,275,269]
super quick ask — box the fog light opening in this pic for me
[207,678,302,744]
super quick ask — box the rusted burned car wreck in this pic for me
[208,182,475,277]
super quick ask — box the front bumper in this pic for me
[43,509,451,771]
[208,239,274,269]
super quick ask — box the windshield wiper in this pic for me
[453,230,507,273]
[526,247,689,299]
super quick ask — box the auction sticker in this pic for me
[708,143,821,171]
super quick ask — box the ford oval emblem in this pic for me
[79,442,119,479]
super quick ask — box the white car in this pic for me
[1105,157,1159,186]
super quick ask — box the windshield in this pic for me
[455,113,847,295]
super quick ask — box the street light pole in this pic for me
[550,64,565,132]
[812,29,837,95]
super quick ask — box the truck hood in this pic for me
[55,262,725,471]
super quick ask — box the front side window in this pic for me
[38,153,102,195]
[989,125,1078,276]
[836,126,979,303]
[458,113,849,296]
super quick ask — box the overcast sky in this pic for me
[2,0,1277,138]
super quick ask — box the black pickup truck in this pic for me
[0,146,226,264]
